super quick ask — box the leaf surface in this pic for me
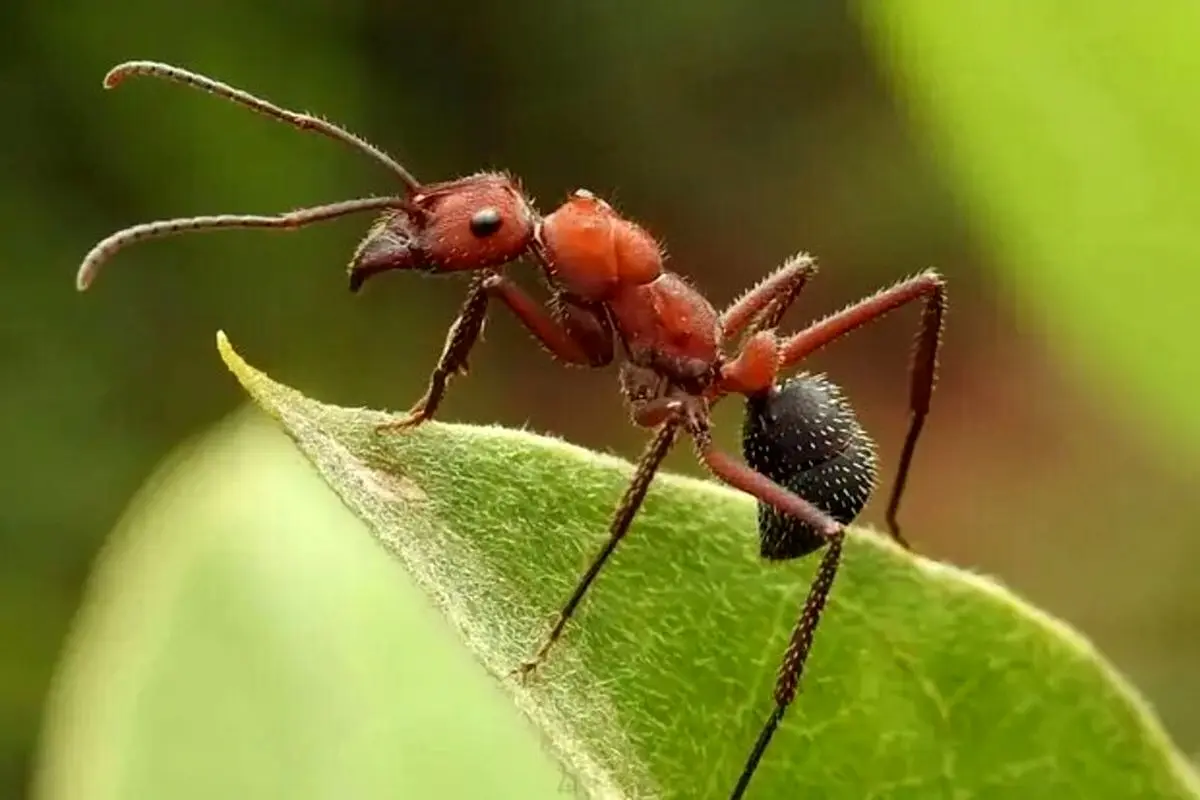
[208,330,1198,799]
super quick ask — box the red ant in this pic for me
[76,61,947,798]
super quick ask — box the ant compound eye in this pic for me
[469,207,503,238]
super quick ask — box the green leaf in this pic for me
[32,410,572,800]
[214,331,1197,799]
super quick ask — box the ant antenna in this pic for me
[104,61,422,193]
[75,196,409,291]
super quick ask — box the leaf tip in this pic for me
[215,330,283,417]
[216,330,252,385]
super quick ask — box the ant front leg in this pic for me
[688,430,846,800]
[378,274,614,432]
[378,273,491,431]
[777,270,946,548]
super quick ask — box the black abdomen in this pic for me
[742,374,877,561]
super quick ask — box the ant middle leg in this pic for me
[710,253,820,398]
[378,274,614,431]
[513,420,680,678]
[719,253,819,340]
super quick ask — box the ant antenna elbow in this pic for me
[75,196,411,291]
[102,61,422,193]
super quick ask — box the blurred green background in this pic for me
[4,1,1199,797]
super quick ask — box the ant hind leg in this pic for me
[689,432,846,799]
[730,536,843,800]
[774,270,947,548]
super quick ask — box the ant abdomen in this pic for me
[742,374,877,561]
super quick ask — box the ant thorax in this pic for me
[608,272,723,388]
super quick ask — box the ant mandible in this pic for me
[75,61,947,798]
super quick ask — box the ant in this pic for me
[76,61,946,798]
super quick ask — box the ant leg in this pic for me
[730,538,843,800]
[481,276,614,368]
[690,433,845,800]
[776,270,946,548]
[719,253,818,339]
[379,274,614,431]
[379,274,491,431]
[695,438,842,543]
[513,421,680,677]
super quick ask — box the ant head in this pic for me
[73,62,538,294]
[742,374,877,561]
[537,189,663,302]
[348,172,536,291]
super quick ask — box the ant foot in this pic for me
[375,409,428,434]
[886,524,912,552]
[507,656,543,684]
[508,628,559,683]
